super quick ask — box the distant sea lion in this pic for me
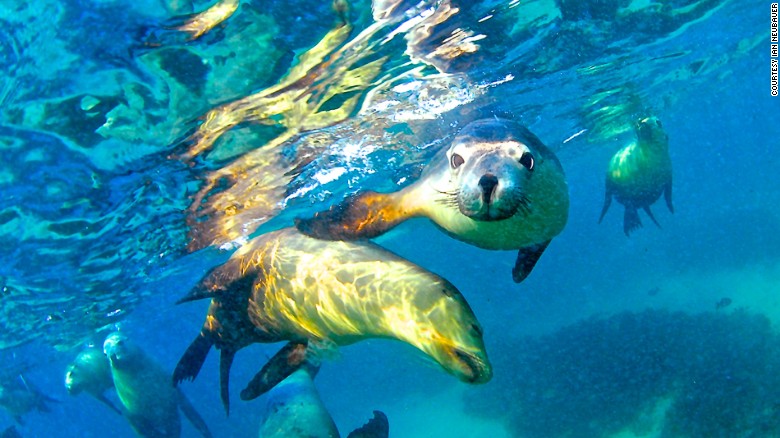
[103,332,213,438]
[259,362,389,438]
[174,227,491,412]
[296,118,570,283]
[65,346,122,415]
[0,375,57,425]
[599,116,673,235]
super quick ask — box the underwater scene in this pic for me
[0,0,777,436]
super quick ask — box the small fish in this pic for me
[647,287,660,297]
[715,297,732,310]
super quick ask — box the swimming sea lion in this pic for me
[65,346,122,415]
[103,332,213,438]
[258,362,389,438]
[174,227,491,411]
[598,116,673,236]
[0,376,57,424]
[296,118,570,283]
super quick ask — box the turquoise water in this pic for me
[0,0,777,436]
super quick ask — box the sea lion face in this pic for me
[445,119,538,222]
[636,117,668,147]
[404,281,492,384]
[65,348,112,395]
[103,332,139,370]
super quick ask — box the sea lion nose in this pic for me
[478,174,498,204]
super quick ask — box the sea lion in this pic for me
[0,375,57,424]
[296,118,570,283]
[103,332,213,438]
[65,346,122,415]
[174,227,491,412]
[258,362,389,438]
[598,116,673,236]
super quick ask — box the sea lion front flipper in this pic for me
[623,207,642,236]
[512,240,551,283]
[240,341,309,401]
[598,182,614,224]
[176,388,214,438]
[173,334,214,385]
[346,410,390,438]
[95,393,123,416]
[664,181,674,214]
[295,190,414,241]
[643,206,661,229]
[219,349,236,416]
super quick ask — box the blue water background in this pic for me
[0,0,778,436]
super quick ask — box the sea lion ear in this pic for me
[295,191,412,241]
[512,240,551,283]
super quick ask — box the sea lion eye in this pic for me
[450,153,465,169]
[519,152,534,171]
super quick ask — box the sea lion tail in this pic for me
[643,206,661,229]
[664,181,674,214]
[240,341,309,401]
[219,350,236,416]
[295,191,412,240]
[598,182,614,224]
[346,410,390,438]
[173,334,214,385]
[623,207,643,236]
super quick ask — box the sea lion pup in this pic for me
[598,116,673,236]
[174,227,491,410]
[258,362,389,438]
[103,332,213,438]
[65,346,122,415]
[296,118,570,283]
[0,375,58,424]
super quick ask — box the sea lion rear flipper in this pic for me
[512,240,551,283]
[176,388,214,438]
[96,393,123,416]
[295,191,413,240]
[219,349,236,416]
[240,341,309,401]
[346,410,390,438]
[623,207,642,236]
[664,181,674,214]
[643,206,661,229]
[598,183,614,224]
[173,334,214,385]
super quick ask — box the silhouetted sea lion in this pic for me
[599,116,673,235]
[258,362,389,438]
[174,227,491,413]
[65,346,122,415]
[296,118,570,283]
[103,332,213,438]
[0,376,57,425]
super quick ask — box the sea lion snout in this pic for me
[458,157,526,221]
[478,174,498,204]
[452,348,493,384]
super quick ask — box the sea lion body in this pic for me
[296,118,569,282]
[103,332,212,438]
[175,227,491,406]
[259,364,389,438]
[258,366,339,438]
[0,377,57,424]
[599,117,673,235]
[65,346,122,414]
